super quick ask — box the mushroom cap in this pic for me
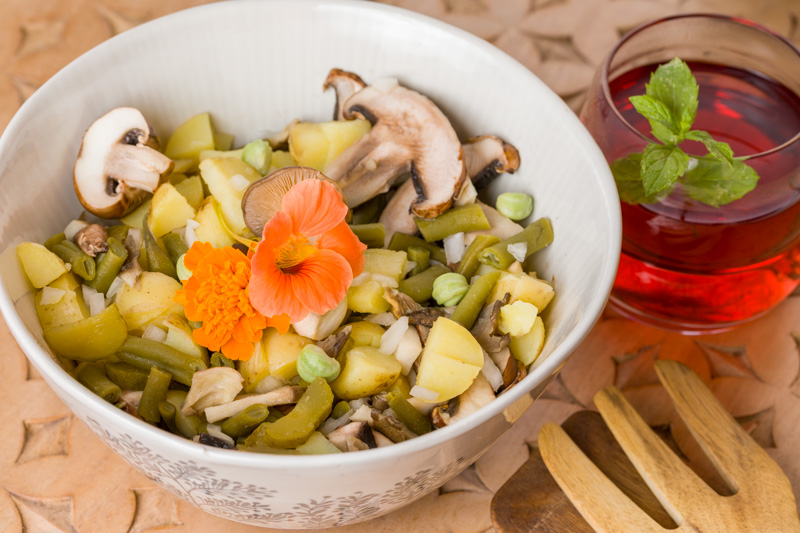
[241,166,341,236]
[323,68,367,121]
[463,135,521,189]
[73,107,170,219]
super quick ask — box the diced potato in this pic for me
[347,280,391,314]
[330,346,401,400]
[199,148,244,162]
[174,175,204,210]
[269,150,294,172]
[345,321,385,348]
[214,131,235,151]
[363,249,407,283]
[165,112,215,161]
[120,198,152,228]
[35,273,89,329]
[163,313,208,361]
[148,183,196,238]
[263,328,313,381]
[193,198,236,248]
[289,119,371,171]
[171,159,196,174]
[168,173,187,185]
[509,315,545,366]
[424,317,483,366]
[17,242,68,288]
[238,339,270,393]
[199,158,261,235]
[489,272,555,311]
[498,301,538,337]
[115,271,184,332]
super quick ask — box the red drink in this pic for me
[608,63,800,331]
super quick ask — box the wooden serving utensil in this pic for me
[492,360,800,532]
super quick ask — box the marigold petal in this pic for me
[316,220,366,277]
[290,249,352,316]
[282,179,348,237]
[221,337,256,361]
[265,314,291,334]
[183,241,215,272]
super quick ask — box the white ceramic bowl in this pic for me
[0,0,620,528]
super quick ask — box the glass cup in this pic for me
[581,14,800,334]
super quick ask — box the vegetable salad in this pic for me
[17,69,554,454]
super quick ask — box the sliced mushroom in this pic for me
[326,421,377,451]
[384,287,423,317]
[266,118,300,150]
[490,346,519,390]
[323,79,467,217]
[118,234,143,287]
[241,166,340,236]
[324,68,366,121]
[316,325,352,358]
[470,293,511,354]
[407,307,453,328]
[74,107,173,218]
[371,411,407,443]
[449,373,496,425]
[379,135,520,245]
[73,223,109,257]
[500,362,527,395]
[182,367,244,416]
[431,398,458,428]
[203,385,304,423]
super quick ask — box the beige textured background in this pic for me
[2,1,800,532]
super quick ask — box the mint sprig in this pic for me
[611,58,759,207]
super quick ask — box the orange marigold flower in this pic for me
[174,241,270,361]
[249,179,366,327]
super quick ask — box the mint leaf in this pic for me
[641,144,689,196]
[611,153,670,204]
[630,95,679,144]
[683,158,759,206]
[685,130,735,166]
[646,58,698,135]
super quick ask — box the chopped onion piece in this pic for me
[81,284,97,303]
[371,274,399,288]
[507,242,528,263]
[349,404,374,425]
[254,374,284,394]
[230,174,250,192]
[106,276,125,298]
[350,272,371,287]
[365,312,396,327]
[348,398,367,411]
[410,385,439,402]
[39,286,66,305]
[64,220,89,241]
[444,232,466,264]
[128,227,142,250]
[143,324,167,343]
[481,351,504,392]
[319,409,354,435]
[394,326,422,375]
[206,424,236,447]
[455,180,478,206]
[120,390,143,407]
[379,316,409,355]
[88,292,106,316]
[407,396,436,415]
[185,219,200,248]
[402,261,417,276]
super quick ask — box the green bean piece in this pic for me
[165,390,205,438]
[244,377,333,449]
[386,391,431,435]
[85,237,128,293]
[106,225,129,243]
[77,363,121,403]
[398,264,451,303]
[43,303,128,361]
[51,240,96,280]
[331,400,351,420]
[43,232,66,252]
[266,408,285,423]
[457,234,500,279]
[350,194,387,225]
[450,270,503,329]
[406,246,430,277]
[388,233,447,264]
[220,404,270,439]
[414,204,491,242]
[139,367,173,423]
[478,218,554,270]
[116,336,208,386]
[210,352,235,368]
[158,401,178,433]
[106,362,150,390]
[163,232,189,264]
[142,220,178,279]
[349,223,386,249]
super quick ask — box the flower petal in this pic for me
[282,179,348,237]
[290,249,353,315]
[265,313,291,334]
[221,336,256,361]
[316,220,367,277]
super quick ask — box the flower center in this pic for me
[275,234,317,271]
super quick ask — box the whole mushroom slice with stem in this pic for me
[379,135,521,245]
[324,68,367,121]
[323,78,467,217]
[74,107,173,218]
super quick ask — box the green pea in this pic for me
[432,272,469,307]
[296,345,341,383]
[496,192,534,221]
[177,254,192,282]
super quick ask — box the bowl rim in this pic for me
[0,0,621,468]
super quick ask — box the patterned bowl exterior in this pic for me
[0,0,620,527]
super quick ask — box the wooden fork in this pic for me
[537,360,800,532]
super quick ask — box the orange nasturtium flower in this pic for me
[174,242,269,361]
[249,179,366,327]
